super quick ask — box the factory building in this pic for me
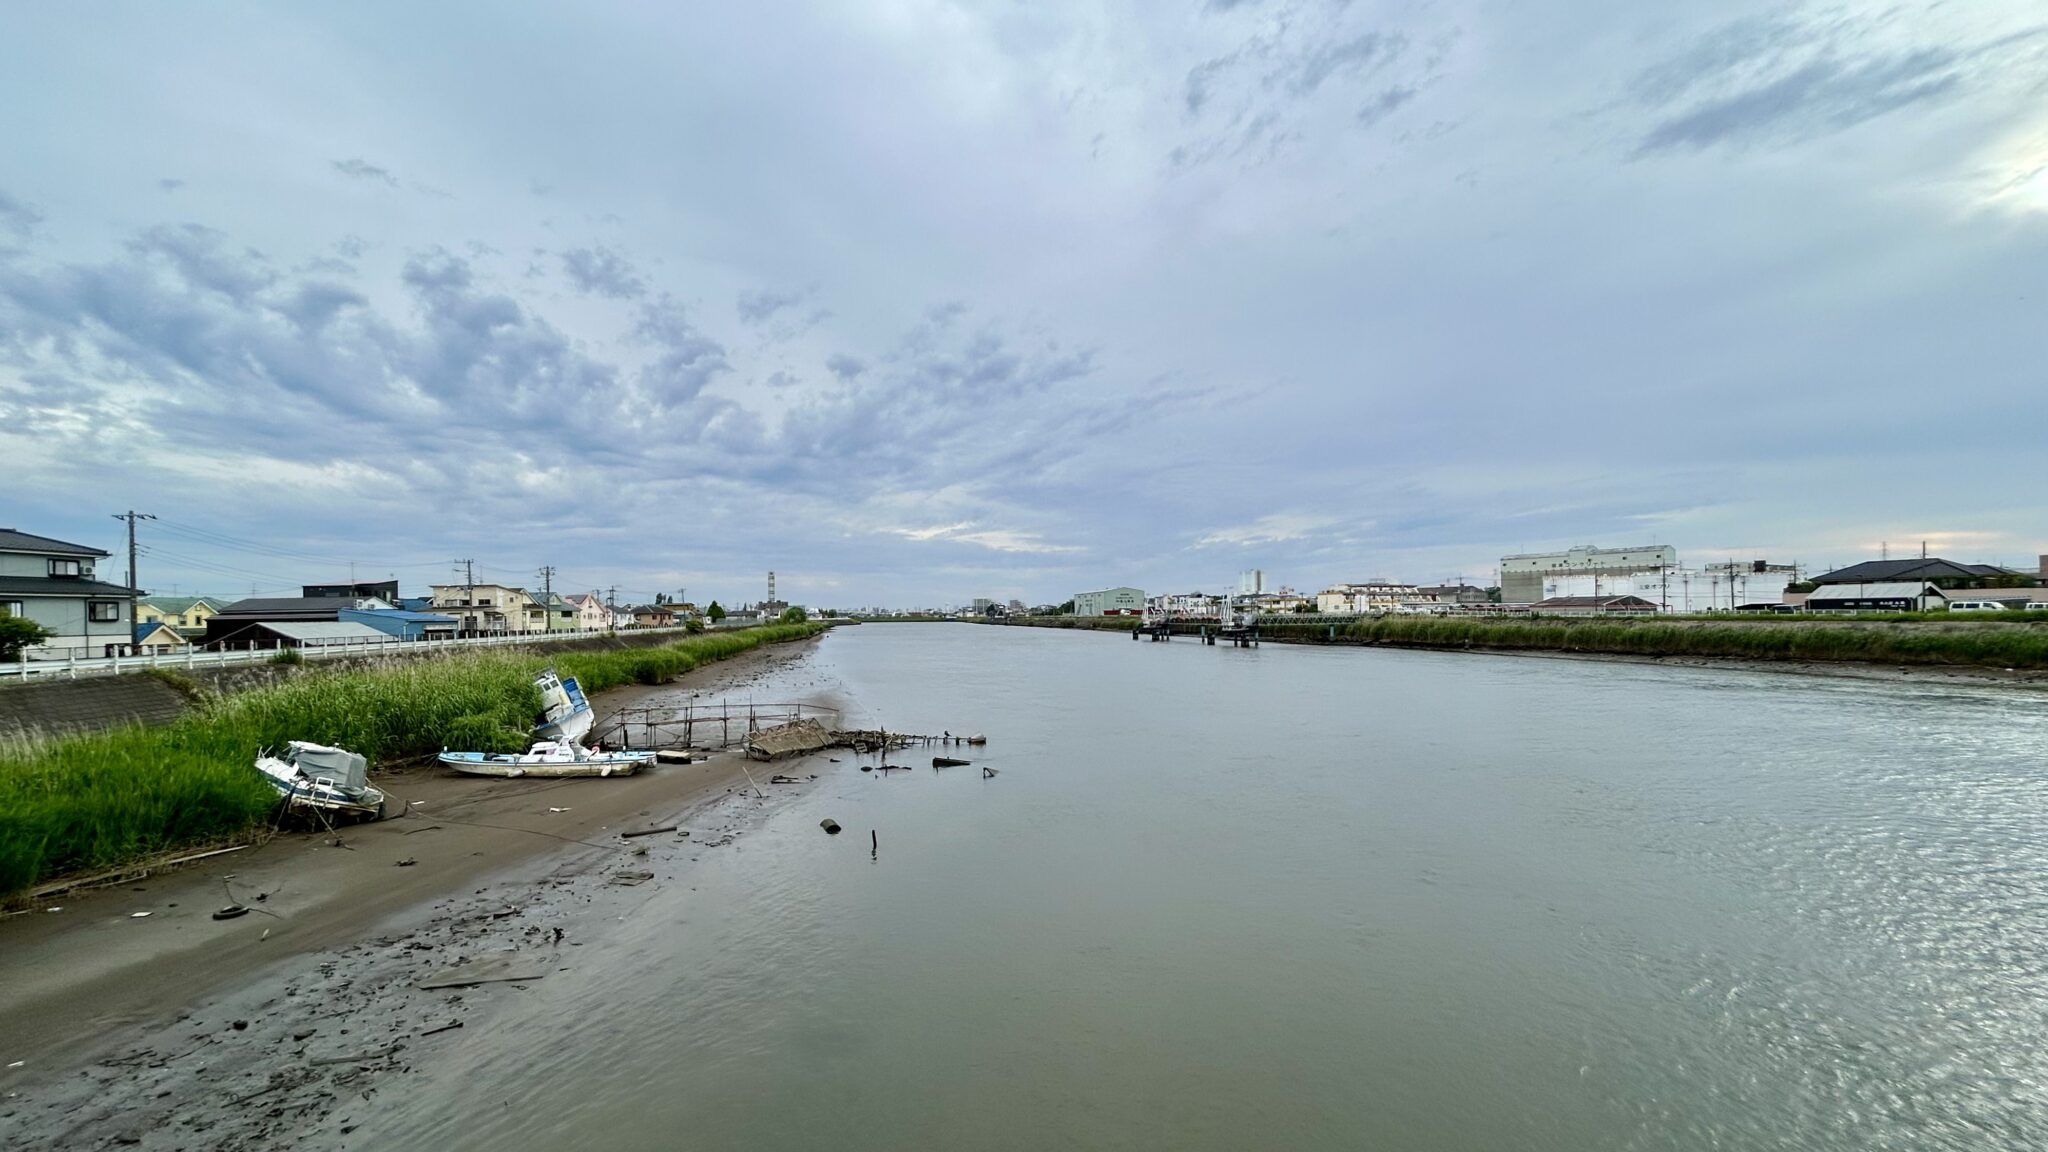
[1073,587,1145,616]
[1500,544,1676,605]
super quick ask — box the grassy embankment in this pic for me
[0,623,828,898]
[996,613,2048,666]
[1257,616,2048,666]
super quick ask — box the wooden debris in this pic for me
[417,955,552,990]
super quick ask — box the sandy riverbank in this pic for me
[0,633,841,1148]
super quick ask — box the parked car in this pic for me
[1947,600,2013,613]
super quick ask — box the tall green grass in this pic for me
[0,623,828,897]
[1253,616,2048,667]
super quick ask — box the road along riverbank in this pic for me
[0,632,844,1146]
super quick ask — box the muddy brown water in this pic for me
[11,622,2048,1149]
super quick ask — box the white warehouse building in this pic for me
[1073,586,1145,616]
[1500,544,1676,605]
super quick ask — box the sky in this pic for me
[2,1,2045,608]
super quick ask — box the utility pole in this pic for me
[537,565,555,598]
[606,585,618,634]
[111,510,155,652]
[453,559,476,636]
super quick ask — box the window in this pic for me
[89,601,122,622]
[1,600,21,617]
[48,558,84,577]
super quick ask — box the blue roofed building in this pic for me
[337,607,460,641]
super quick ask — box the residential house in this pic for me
[138,595,229,639]
[132,620,188,654]
[0,528,143,658]
[630,604,675,627]
[1315,582,1422,614]
[427,584,537,635]
[541,593,580,633]
[564,591,610,631]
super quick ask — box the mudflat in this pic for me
[0,634,833,1148]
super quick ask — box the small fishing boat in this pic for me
[532,667,594,744]
[255,741,386,820]
[439,740,652,778]
[933,756,971,768]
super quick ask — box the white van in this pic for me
[1947,600,2012,613]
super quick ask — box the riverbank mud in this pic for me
[0,635,839,1150]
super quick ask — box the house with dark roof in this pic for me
[199,595,395,647]
[1809,558,2030,589]
[0,528,143,658]
[1530,594,1659,616]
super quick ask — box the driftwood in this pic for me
[620,825,678,839]
[417,955,551,990]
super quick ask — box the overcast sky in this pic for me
[3,1,2044,607]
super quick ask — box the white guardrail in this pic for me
[0,625,708,682]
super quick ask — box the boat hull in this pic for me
[438,751,649,778]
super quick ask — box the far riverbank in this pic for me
[981,614,2048,685]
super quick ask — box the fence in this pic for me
[0,625,702,682]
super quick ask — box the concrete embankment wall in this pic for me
[0,630,705,739]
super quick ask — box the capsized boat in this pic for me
[255,741,386,819]
[438,740,652,778]
[533,667,594,744]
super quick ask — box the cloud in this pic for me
[1287,31,1406,98]
[1356,84,1418,128]
[884,523,1081,554]
[825,353,866,380]
[1194,513,1340,548]
[156,178,185,193]
[559,245,646,298]
[0,189,42,237]
[736,285,812,325]
[331,157,399,186]
[1625,14,2043,155]
[1172,6,1437,168]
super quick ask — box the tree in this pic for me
[1294,601,1319,613]
[780,606,808,624]
[654,591,669,604]
[707,600,726,621]
[684,617,706,634]
[1058,599,1075,615]
[0,611,52,660]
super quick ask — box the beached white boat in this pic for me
[438,740,652,778]
[533,667,594,744]
[255,741,386,819]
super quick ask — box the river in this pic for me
[377,623,2048,1150]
